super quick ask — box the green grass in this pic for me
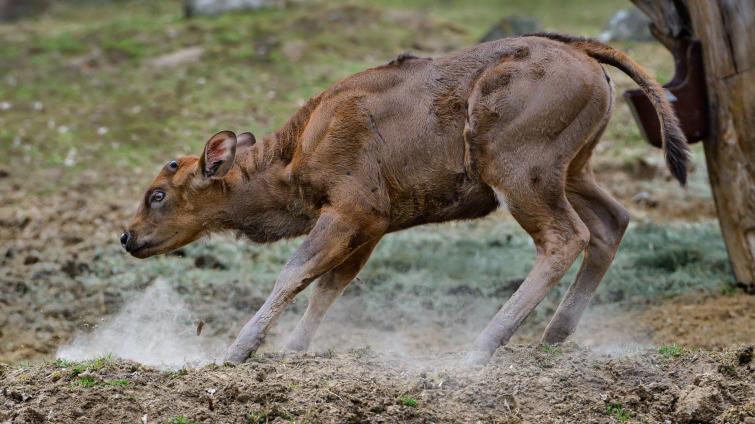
[246,408,294,423]
[75,375,97,388]
[164,368,188,379]
[0,0,665,190]
[720,282,742,296]
[74,355,114,375]
[246,412,267,424]
[539,344,564,356]
[57,355,118,388]
[169,417,199,424]
[53,358,74,368]
[605,402,632,422]
[54,355,116,377]
[658,344,685,358]
[399,395,419,407]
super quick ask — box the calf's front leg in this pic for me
[284,238,379,351]
[224,210,383,364]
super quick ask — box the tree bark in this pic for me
[631,0,755,291]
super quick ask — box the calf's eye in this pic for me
[168,160,178,170]
[150,190,165,204]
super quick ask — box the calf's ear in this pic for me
[199,130,237,179]
[237,132,256,150]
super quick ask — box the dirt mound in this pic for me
[2,345,753,423]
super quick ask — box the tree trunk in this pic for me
[631,0,755,291]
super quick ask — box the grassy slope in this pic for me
[0,0,713,207]
[1,0,666,174]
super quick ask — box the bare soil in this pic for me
[556,293,755,352]
[2,345,754,423]
[602,294,755,350]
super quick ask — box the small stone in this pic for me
[147,46,204,69]
[184,0,282,18]
[633,191,659,208]
[194,254,227,270]
[479,16,540,43]
[599,8,653,43]
[0,0,49,22]
[674,376,724,423]
[62,260,90,278]
[281,40,306,63]
[736,345,753,365]
[17,406,44,423]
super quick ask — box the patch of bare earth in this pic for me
[506,293,755,355]
[2,346,753,423]
[634,293,755,349]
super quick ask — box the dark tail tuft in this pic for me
[661,112,689,186]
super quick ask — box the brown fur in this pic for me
[124,34,688,364]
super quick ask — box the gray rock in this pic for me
[0,0,48,22]
[479,16,540,43]
[599,8,653,42]
[194,253,228,270]
[184,0,281,18]
[674,374,724,423]
[147,46,204,69]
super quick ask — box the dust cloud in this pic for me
[55,278,648,371]
[56,279,226,369]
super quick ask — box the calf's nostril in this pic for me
[120,232,130,248]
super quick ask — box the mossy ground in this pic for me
[1,0,666,174]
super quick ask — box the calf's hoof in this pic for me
[283,339,308,352]
[464,349,494,366]
[541,324,572,345]
[224,346,252,364]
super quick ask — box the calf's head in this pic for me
[121,130,255,258]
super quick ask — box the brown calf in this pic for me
[122,33,688,365]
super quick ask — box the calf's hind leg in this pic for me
[542,170,629,343]
[467,179,590,365]
[463,61,609,363]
